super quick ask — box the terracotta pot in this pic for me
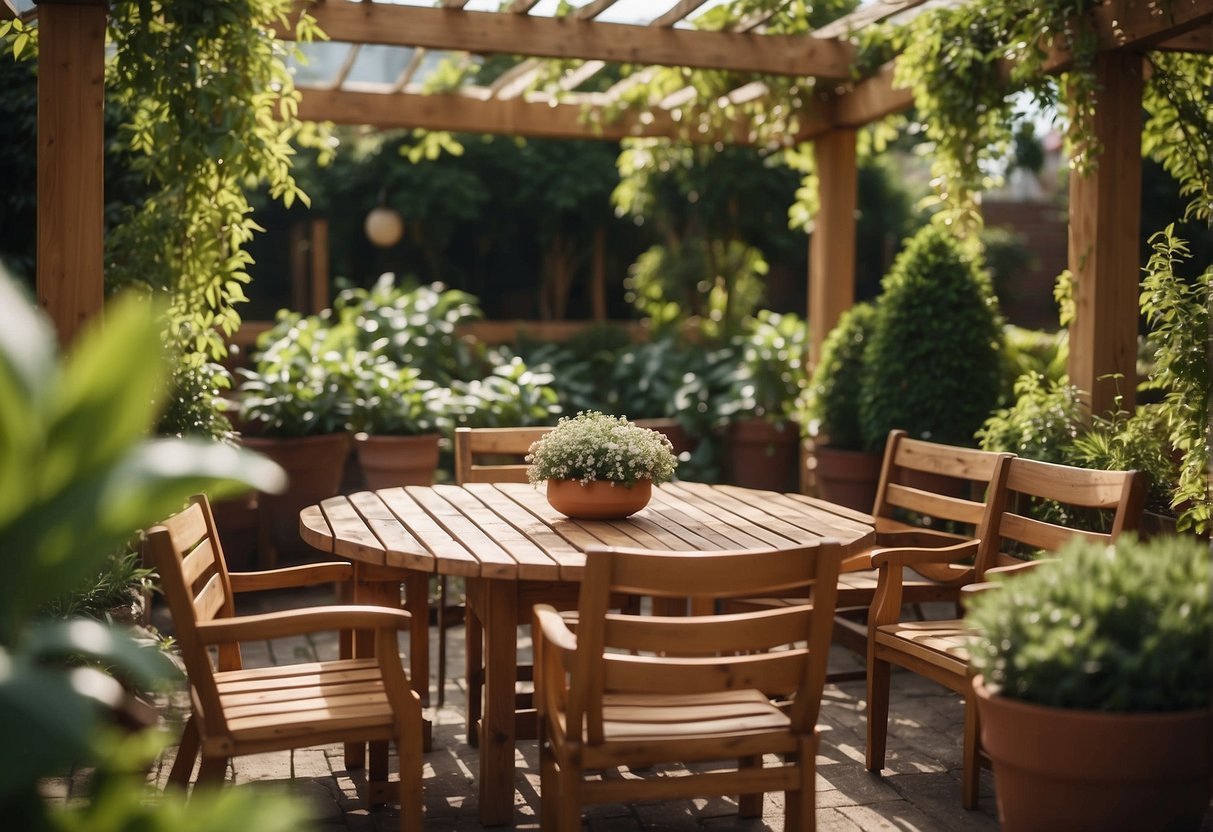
[972,675,1212,832]
[241,433,351,564]
[353,433,441,490]
[813,444,882,512]
[545,479,652,520]
[726,419,801,492]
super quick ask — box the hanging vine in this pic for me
[4,2,331,438]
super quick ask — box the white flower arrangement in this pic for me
[526,411,678,487]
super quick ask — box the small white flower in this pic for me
[526,411,678,487]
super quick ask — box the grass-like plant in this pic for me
[966,535,1211,712]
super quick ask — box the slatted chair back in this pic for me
[454,426,552,484]
[975,456,1148,575]
[567,543,843,746]
[145,495,239,731]
[873,429,1010,535]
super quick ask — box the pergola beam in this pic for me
[833,0,1211,130]
[295,86,832,144]
[283,1,856,79]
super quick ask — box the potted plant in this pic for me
[721,310,808,492]
[966,535,1211,832]
[236,310,354,562]
[800,302,882,510]
[349,354,453,489]
[525,411,678,519]
[859,223,1004,452]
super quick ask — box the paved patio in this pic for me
[53,581,1211,831]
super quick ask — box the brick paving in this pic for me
[49,581,1212,831]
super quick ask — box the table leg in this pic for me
[347,565,433,773]
[402,571,431,708]
[477,577,519,826]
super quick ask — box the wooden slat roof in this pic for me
[275,0,1211,145]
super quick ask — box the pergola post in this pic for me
[1066,51,1144,416]
[35,0,106,347]
[808,127,858,368]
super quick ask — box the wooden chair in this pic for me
[533,542,844,831]
[729,430,1013,676]
[144,494,425,832]
[865,457,1146,808]
[451,426,554,724]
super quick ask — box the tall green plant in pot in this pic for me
[801,302,882,510]
[859,224,1004,451]
[236,311,354,564]
[966,535,1211,832]
[722,310,808,492]
[349,354,453,489]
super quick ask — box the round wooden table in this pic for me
[301,480,874,826]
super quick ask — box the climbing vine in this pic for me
[1143,51,1213,222]
[4,2,330,439]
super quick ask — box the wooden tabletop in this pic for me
[300,481,874,582]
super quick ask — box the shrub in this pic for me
[966,535,1211,712]
[800,302,877,451]
[859,224,1004,448]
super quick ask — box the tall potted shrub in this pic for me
[237,311,353,563]
[722,310,808,492]
[966,535,1211,832]
[349,355,452,489]
[801,302,881,510]
[859,224,1004,452]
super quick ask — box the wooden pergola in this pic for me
[18,0,1213,414]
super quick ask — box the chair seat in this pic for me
[561,689,796,770]
[874,619,972,672]
[730,567,960,612]
[213,658,397,746]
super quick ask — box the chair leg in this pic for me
[369,740,390,807]
[465,605,484,747]
[196,754,228,785]
[167,715,199,788]
[437,575,448,708]
[865,653,892,773]
[398,722,424,832]
[738,755,762,817]
[784,734,817,832]
[539,721,559,832]
[962,693,980,809]
[555,760,582,832]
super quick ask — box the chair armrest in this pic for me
[874,528,970,550]
[195,605,411,644]
[228,562,354,593]
[868,540,980,628]
[534,604,578,656]
[533,604,577,725]
[870,539,979,570]
[985,559,1053,578]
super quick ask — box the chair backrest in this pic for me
[142,494,237,729]
[454,426,553,484]
[975,456,1147,575]
[564,543,843,745]
[872,429,1013,539]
